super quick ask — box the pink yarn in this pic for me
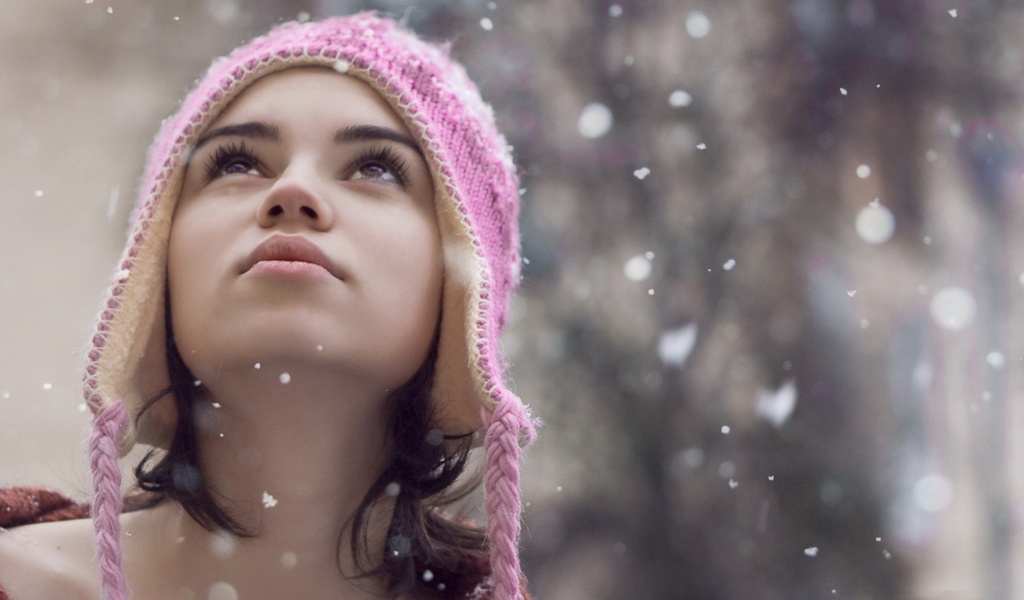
[84,13,536,599]
[89,400,130,600]
[483,394,537,600]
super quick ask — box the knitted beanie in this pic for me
[83,13,535,600]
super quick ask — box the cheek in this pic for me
[388,237,442,333]
[367,211,443,370]
[165,212,223,361]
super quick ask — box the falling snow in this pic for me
[804,547,819,557]
[913,475,953,513]
[633,167,651,180]
[425,428,445,446]
[686,11,711,38]
[757,379,798,427]
[262,491,278,508]
[929,287,976,330]
[669,89,693,107]
[677,447,705,470]
[206,0,239,25]
[209,531,238,559]
[658,324,698,367]
[578,103,614,139]
[624,254,653,281]
[106,184,121,221]
[855,201,895,244]
[279,372,291,384]
[207,582,238,600]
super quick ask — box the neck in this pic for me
[125,359,399,599]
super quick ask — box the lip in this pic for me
[242,234,342,280]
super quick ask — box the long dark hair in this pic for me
[133,305,489,598]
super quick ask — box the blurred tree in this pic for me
[487,0,1021,599]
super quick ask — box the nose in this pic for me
[256,169,334,231]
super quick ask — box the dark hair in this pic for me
[133,308,489,598]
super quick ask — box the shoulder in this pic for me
[0,517,99,600]
[0,489,98,600]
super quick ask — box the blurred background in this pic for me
[2,0,1024,598]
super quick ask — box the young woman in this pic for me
[0,13,535,600]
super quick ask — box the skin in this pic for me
[0,68,442,600]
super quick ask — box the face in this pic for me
[168,67,442,394]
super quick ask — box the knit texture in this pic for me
[82,12,535,600]
[0,488,89,527]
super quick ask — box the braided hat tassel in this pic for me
[482,393,536,600]
[89,400,131,600]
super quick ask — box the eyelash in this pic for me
[203,141,260,183]
[352,146,410,187]
[200,143,412,187]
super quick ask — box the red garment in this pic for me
[0,487,90,528]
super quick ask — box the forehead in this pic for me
[206,66,411,136]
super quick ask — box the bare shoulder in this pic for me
[0,517,99,600]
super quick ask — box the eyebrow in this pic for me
[334,124,424,158]
[191,121,423,158]
[193,121,280,151]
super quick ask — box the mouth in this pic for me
[243,234,342,280]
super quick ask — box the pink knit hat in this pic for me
[84,13,535,600]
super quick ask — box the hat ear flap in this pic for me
[130,286,177,450]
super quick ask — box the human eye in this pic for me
[349,146,410,187]
[203,141,263,182]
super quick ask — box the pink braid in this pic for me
[482,393,536,600]
[89,400,131,600]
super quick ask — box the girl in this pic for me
[0,13,535,600]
